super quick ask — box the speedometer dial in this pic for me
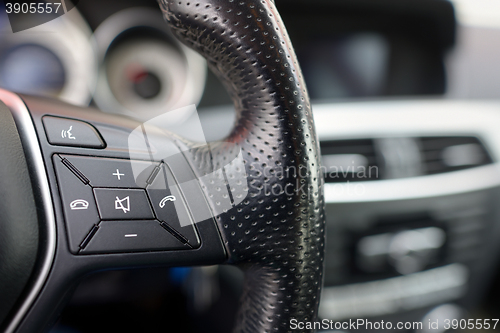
[93,8,206,123]
[104,39,188,120]
[0,44,66,98]
[0,8,96,106]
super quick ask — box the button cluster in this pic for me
[53,154,200,254]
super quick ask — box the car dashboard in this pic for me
[1,0,500,332]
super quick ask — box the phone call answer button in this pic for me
[146,164,200,248]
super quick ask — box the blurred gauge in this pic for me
[0,8,97,105]
[0,44,65,97]
[93,8,207,123]
[104,38,188,119]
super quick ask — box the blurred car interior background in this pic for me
[1,0,500,332]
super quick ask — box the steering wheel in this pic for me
[0,1,325,332]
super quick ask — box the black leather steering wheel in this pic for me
[0,1,325,332]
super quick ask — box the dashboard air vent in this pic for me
[420,136,493,175]
[320,139,381,183]
[320,136,493,182]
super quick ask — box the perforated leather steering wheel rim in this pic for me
[159,1,326,331]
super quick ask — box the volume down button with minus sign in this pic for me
[80,220,189,253]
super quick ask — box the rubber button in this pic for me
[60,155,158,188]
[147,164,200,248]
[80,220,188,254]
[53,156,100,254]
[94,188,154,220]
[43,116,105,148]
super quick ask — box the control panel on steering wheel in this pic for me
[53,153,200,254]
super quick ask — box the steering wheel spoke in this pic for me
[0,90,226,332]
